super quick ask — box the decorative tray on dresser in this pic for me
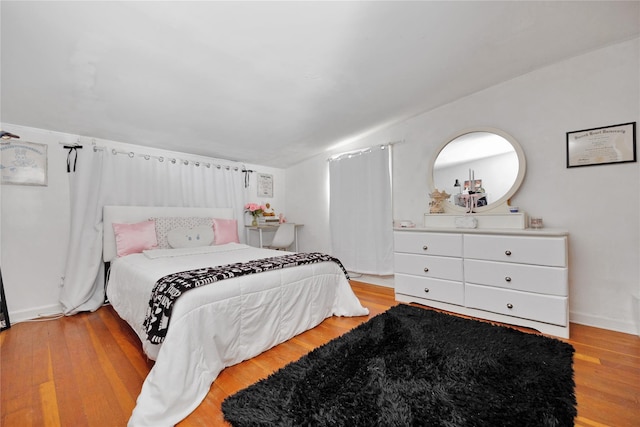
[393,227,569,338]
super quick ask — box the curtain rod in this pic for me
[59,141,245,171]
[327,139,403,162]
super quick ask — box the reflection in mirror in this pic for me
[432,131,521,212]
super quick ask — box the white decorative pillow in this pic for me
[167,225,215,249]
[150,217,214,249]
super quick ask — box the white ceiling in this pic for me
[1,1,639,168]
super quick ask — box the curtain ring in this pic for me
[183,160,189,165]
[112,149,117,155]
[158,156,164,162]
[128,152,134,158]
[194,161,200,167]
[144,154,150,160]
[170,158,176,164]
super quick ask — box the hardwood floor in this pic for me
[1,281,638,426]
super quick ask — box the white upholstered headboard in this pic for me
[103,205,235,262]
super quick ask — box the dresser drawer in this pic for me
[395,253,463,281]
[464,259,568,296]
[395,273,464,306]
[394,231,462,257]
[464,234,567,267]
[466,284,568,326]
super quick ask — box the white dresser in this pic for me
[394,228,569,338]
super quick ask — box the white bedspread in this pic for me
[106,243,369,427]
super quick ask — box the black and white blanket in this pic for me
[142,252,350,344]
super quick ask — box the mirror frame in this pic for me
[428,127,526,213]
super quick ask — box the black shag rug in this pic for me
[222,304,576,427]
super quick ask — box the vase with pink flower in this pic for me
[245,202,266,226]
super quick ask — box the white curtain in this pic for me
[329,145,393,275]
[59,147,245,315]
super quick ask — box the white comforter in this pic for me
[106,243,369,427]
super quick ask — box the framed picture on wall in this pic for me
[566,122,636,168]
[0,140,48,186]
[257,173,273,197]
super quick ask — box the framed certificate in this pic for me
[566,122,636,168]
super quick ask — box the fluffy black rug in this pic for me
[222,304,576,427]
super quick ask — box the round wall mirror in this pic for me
[429,128,526,213]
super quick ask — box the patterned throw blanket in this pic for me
[143,252,350,344]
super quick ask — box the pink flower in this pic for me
[244,203,267,217]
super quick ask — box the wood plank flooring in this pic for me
[1,281,638,426]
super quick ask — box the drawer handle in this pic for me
[422,245,428,251]
[424,288,430,293]
[423,267,429,273]
[506,303,513,309]
[505,250,512,256]
[505,276,512,282]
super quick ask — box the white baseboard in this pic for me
[8,300,638,338]
[9,303,64,324]
[570,311,639,337]
[351,274,395,288]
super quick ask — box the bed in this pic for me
[103,205,369,427]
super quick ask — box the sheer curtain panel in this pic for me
[59,147,245,315]
[329,146,393,275]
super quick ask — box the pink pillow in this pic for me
[212,218,239,245]
[113,220,158,257]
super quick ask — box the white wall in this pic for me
[0,125,285,322]
[287,38,640,335]
[0,128,71,322]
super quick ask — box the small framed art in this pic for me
[257,173,273,197]
[0,140,48,185]
[566,122,636,168]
